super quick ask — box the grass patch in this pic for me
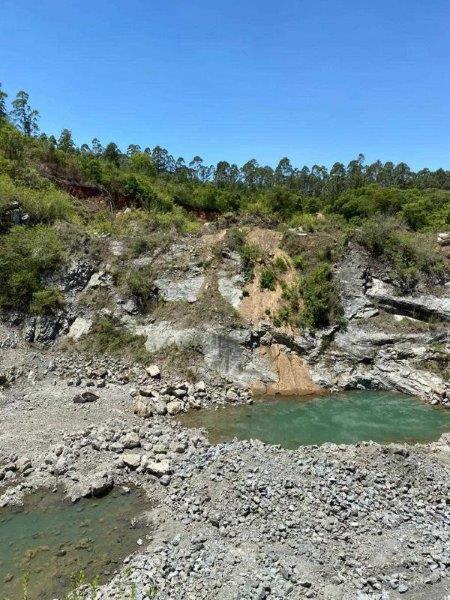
[0,225,62,312]
[116,264,156,312]
[0,173,75,224]
[83,316,150,363]
[29,288,64,315]
[148,338,204,381]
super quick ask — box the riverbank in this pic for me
[1,349,449,599]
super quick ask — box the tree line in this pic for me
[1,83,450,198]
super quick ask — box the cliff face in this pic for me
[1,222,449,404]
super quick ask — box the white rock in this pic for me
[146,459,172,477]
[122,453,141,469]
[146,364,161,378]
[166,400,183,415]
[67,317,92,341]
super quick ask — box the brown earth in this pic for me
[251,343,322,396]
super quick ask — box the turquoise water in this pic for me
[179,391,450,448]
[0,487,149,600]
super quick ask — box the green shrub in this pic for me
[356,216,448,291]
[292,254,305,270]
[150,205,200,233]
[273,255,289,273]
[29,288,64,315]
[287,212,321,232]
[299,263,343,329]
[121,173,173,211]
[0,225,62,311]
[241,243,263,281]
[125,265,156,310]
[260,268,277,291]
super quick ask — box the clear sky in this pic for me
[2,0,449,170]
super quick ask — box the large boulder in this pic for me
[75,472,114,500]
[166,400,183,415]
[67,317,93,341]
[146,364,161,379]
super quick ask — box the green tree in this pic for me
[91,137,103,156]
[275,157,294,185]
[214,161,240,186]
[151,145,175,173]
[11,90,39,136]
[127,144,141,156]
[103,142,121,165]
[0,82,8,120]
[57,128,75,152]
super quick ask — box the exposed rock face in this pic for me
[252,344,321,396]
[336,247,378,320]
[85,271,111,290]
[0,201,30,231]
[202,329,276,385]
[24,313,73,343]
[367,278,450,321]
[62,261,95,292]
[67,316,92,341]
[135,321,199,352]
[307,323,450,404]
[217,273,244,308]
[155,275,205,303]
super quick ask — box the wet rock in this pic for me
[75,473,114,502]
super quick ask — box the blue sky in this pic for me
[2,0,449,170]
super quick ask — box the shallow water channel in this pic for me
[179,390,450,448]
[0,487,149,599]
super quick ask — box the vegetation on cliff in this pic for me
[0,83,448,327]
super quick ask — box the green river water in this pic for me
[179,390,450,448]
[0,487,149,600]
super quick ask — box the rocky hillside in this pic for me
[1,214,448,407]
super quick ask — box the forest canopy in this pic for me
[0,82,449,233]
